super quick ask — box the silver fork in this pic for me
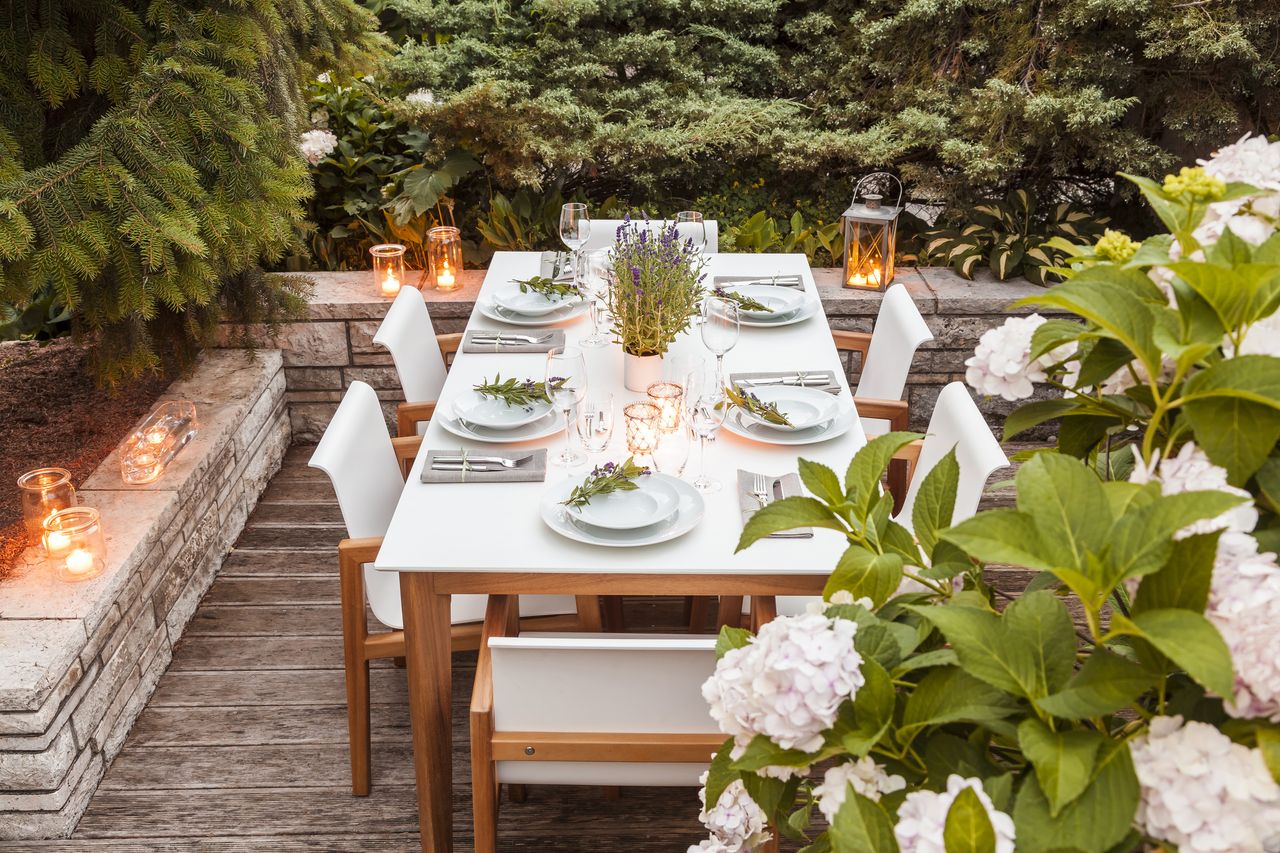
[470,332,554,344]
[433,453,532,469]
[750,473,771,508]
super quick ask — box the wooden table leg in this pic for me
[402,572,454,853]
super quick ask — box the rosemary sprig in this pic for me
[561,457,652,508]
[515,275,579,300]
[713,286,773,313]
[473,374,569,410]
[725,383,793,426]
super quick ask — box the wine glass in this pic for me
[576,393,614,453]
[546,346,588,467]
[686,384,728,493]
[559,203,591,293]
[701,296,739,392]
[674,210,706,253]
[579,249,611,348]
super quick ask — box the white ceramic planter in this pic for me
[623,352,663,392]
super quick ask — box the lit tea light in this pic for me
[624,401,661,458]
[437,261,455,290]
[369,243,407,297]
[43,507,107,583]
[17,467,76,549]
[646,381,684,432]
[428,226,462,292]
[64,548,96,576]
[380,269,402,296]
[121,401,198,485]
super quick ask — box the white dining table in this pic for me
[375,251,868,852]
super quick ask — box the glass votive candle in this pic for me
[43,507,106,583]
[121,401,199,485]
[646,381,684,432]
[18,468,76,546]
[427,226,462,291]
[370,243,407,297]
[623,401,661,458]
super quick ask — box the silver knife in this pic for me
[434,453,532,465]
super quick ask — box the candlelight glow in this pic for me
[121,401,198,485]
[370,243,408,298]
[624,401,661,457]
[42,507,107,583]
[646,381,684,432]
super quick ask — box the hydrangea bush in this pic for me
[690,137,1280,853]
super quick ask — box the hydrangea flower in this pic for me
[298,129,338,166]
[404,88,436,107]
[814,758,906,822]
[1207,531,1280,722]
[964,314,1075,401]
[686,838,735,853]
[1132,716,1280,853]
[1129,442,1257,537]
[893,775,1015,853]
[1162,166,1226,201]
[1227,310,1280,359]
[701,612,864,755]
[1190,135,1280,249]
[695,773,771,852]
[1094,229,1140,263]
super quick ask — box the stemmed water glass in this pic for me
[685,370,728,493]
[576,393,615,454]
[701,296,740,393]
[579,249,611,348]
[674,210,706,253]
[546,346,588,467]
[559,203,591,292]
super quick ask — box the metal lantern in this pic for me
[841,173,903,291]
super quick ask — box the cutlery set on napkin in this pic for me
[736,470,813,539]
[728,370,841,395]
[461,329,564,353]
[712,274,804,289]
[421,449,548,484]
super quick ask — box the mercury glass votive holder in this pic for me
[646,381,685,432]
[43,507,107,583]
[624,401,661,458]
[370,243,407,297]
[17,467,76,546]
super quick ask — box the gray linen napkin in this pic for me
[461,328,566,354]
[421,449,548,484]
[737,471,814,539]
[713,274,804,290]
[728,370,840,396]
[539,251,575,281]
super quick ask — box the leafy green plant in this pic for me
[475,188,624,254]
[0,288,71,342]
[912,190,1109,285]
[723,211,845,267]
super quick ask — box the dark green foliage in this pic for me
[0,0,380,384]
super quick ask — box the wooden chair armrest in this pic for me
[391,434,423,478]
[891,438,925,495]
[437,333,464,356]
[396,401,437,438]
[854,397,910,432]
[831,329,872,358]
[338,536,384,569]
[470,595,515,716]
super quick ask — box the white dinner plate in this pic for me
[437,407,565,444]
[492,286,580,317]
[540,474,705,548]
[721,284,806,319]
[738,296,820,328]
[478,296,590,327]
[735,385,842,432]
[565,475,681,530]
[451,389,554,430]
[722,396,859,445]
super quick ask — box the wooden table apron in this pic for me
[375,252,862,852]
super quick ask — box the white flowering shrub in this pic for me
[693,772,771,852]
[894,776,1016,853]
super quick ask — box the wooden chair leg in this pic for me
[470,714,498,853]
[688,596,713,633]
[716,596,744,630]
[750,596,778,632]
[339,558,372,797]
[576,595,605,632]
[602,596,626,632]
[508,784,527,803]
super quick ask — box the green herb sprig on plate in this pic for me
[561,457,651,507]
[473,374,569,410]
[725,383,792,426]
[713,286,773,313]
[515,275,579,300]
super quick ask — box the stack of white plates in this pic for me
[718,284,818,328]
[439,389,564,443]
[541,474,705,547]
[723,385,858,445]
[479,284,590,326]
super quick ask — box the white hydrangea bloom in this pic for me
[1226,310,1280,359]
[695,773,771,852]
[1129,442,1257,537]
[893,775,1016,853]
[1132,716,1280,853]
[687,838,735,853]
[1208,531,1280,722]
[298,129,338,166]
[1194,134,1280,248]
[404,88,436,106]
[701,612,864,755]
[814,758,906,822]
[964,314,1075,401]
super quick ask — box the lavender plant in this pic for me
[608,217,707,357]
[560,458,651,507]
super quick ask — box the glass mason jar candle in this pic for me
[18,468,76,547]
[623,401,662,458]
[43,507,107,582]
[646,381,685,433]
[120,401,199,485]
[370,243,407,297]
[427,226,462,291]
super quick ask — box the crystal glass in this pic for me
[623,401,661,463]
[546,346,588,467]
[579,249,612,348]
[701,296,740,392]
[686,388,728,493]
[17,468,75,546]
[43,507,106,582]
[559,203,592,295]
[674,210,706,253]
[646,381,684,432]
[369,243,406,296]
[576,393,615,453]
[651,421,690,477]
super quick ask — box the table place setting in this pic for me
[729,369,841,394]
[436,373,570,443]
[720,378,859,445]
[736,470,813,539]
[540,457,706,547]
[421,449,547,483]
[708,276,818,328]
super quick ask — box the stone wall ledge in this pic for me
[0,350,289,840]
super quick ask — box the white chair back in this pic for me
[373,286,448,404]
[490,633,718,786]
[855,283,933,402]
[580,219,719,254]
[896,382,1009,533]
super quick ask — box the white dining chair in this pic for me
[372,286,464,437]
[580,218,720,254]
[308,381,588,796]
[469,595,755,852]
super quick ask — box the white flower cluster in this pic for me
[686,839,734,853]
[964,313,1075,401]
[692,773,771,853]
[1196,133,1280,248]
[298,129,338,166]
[893,775,1015,853]
[1228,310,1280,359]
[1132,716,1280,853]
[1129,442,1257,537]
[701,612,864,755]
[404,88,436,107]
[814,758,906,822]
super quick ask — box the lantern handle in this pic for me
[853,173,903,209]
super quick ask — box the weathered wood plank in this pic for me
[233,525,344,551]
[98,743,419,790]
[200,576,340,607]
[219,550,337,577]
[168,635,359,671]
[123,704,410,748]
[147,669,411,708]
[6,834,425,852]
[248,502,345,526]
[257,478,341,505]
[184,604,344,637]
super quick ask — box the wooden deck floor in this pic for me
[12,443,1029,852]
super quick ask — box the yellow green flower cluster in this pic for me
[1162,167,1226,202]
[1094,229,1140,264]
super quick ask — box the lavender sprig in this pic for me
[561,457,651,507]
[607,217,706,357]
[515,275,579,300]
[725,383,792,426]
[473,374,569,410]
[713,286,773,313]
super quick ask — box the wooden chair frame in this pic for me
[394,332,464,438]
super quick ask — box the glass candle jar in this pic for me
[370,243,407,297]
[43,507,106,582]
[623,401,661,458]
[18,468,76,546]
[120,401,199,485]
[646,381,684,433]
[427,226,462,291]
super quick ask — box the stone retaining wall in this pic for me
[0,350,288,839]
[221,264,1057,442]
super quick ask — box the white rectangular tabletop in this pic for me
[375,252,865,576]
